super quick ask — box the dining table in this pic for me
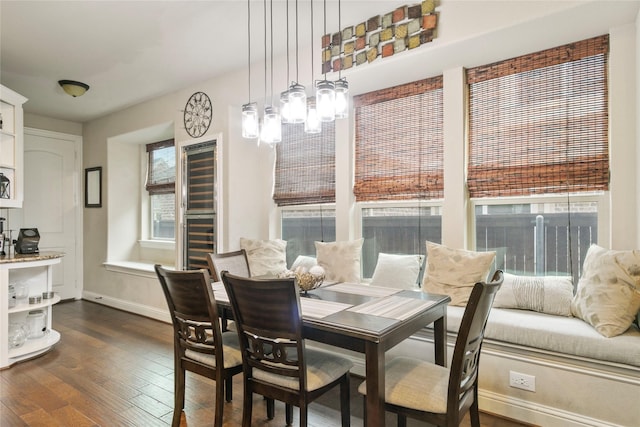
[212,280,450,427]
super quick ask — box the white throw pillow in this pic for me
[494,273,574,316]
[239,238,288,277]
[290,255,318,272]
[315,239,364,283]
[370,253,424,289]
[571,244,640,337]
[422,241,495,306]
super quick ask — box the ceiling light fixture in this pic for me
[287,0,307,124]
[333,0,349,119]
[242,0,259,139]
[305,0,321,134]
[316,0,336,122]
[58,80,89,97]
[280,0,292,124]
[260,0,282,144]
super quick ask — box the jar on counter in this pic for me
[8,284,16,308]
[8,322,27,347]
[26,310,47,339]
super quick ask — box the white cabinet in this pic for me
[0,85,27,208]
[1,252,63,368]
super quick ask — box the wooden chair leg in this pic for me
[225,377,233,402]
[242,389,253,427]
[299,403,307,427]
[266,397,275,420]
[286,403,294,426]
[340,374,351,427]
[215,379,224,427]
[172,364,186,427]
[470,387,481,427]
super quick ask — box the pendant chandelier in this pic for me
[241,0,349,142]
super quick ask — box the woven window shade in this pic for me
[353,76,443,202]
[273,121,336,206]
[467,35,609,198]
[146,139,175,195]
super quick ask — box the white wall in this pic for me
[81,1,639,317]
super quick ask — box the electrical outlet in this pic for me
[509,370,536,392]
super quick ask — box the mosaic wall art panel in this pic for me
[322,0,438,74]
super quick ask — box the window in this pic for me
[361,204,441,279]
[275,122,336,263]
[146,139,175,240]
[354,76,444,276]
[467,35,609,282]
[281,207,336,267]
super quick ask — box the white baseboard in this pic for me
[81,291,171,324]
[478,390,625,427]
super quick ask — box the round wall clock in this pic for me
[183,92,212,138]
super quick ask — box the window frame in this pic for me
[356,199,443,279]
[144,139,176,243]
[469,192,610,279]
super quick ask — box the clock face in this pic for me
[184,92,212,138]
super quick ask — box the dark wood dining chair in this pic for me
[358,270,504,427]
[207,249,252,333]
[207,249,251,282]
[155,265,243,427]
[220,271,353,427]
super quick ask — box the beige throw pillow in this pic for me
[315,239,364,283]
[571,244,640,337]
[239,238,288,277]
[422,241,495,306]
[370,253,424,289]
[494,273,574,316]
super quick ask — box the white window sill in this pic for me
[139,239,175,250]
[104,261,175,278]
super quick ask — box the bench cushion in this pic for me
[445,306,640,368]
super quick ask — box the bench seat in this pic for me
[445,306,640,368]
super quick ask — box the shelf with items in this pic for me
[1,253,63,369]
[0,85,26,209]
[9,293,61,314]
[8,329,61,363]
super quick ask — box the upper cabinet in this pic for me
[0,85,27,208]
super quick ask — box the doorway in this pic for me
[8,128,82,300]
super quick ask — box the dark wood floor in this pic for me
[1,300,532,426]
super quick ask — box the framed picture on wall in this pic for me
[85,166,102,208]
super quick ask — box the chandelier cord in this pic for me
[310,0,314,83]
[286,0,290,86]
[247,0,251,101]
[323,0,328,80]
[338,0,342,80]
[270,0,275,106]
[295,0,299,83]
[263,0,267,104]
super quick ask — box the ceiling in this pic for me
[0,0,409,123]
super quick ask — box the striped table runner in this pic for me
[348,296,437,321]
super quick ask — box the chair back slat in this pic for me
[221,273,306,385]
[448,270,503,415]
[155,266,224,357]
[207,250,251,282]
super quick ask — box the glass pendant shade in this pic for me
[287,83,307,123]
[305,100,321,134]
[334,78,349,119]
[242,102,260,138]
[316,80,336,122]
[280,90,292,124]
[261,106,282,144]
